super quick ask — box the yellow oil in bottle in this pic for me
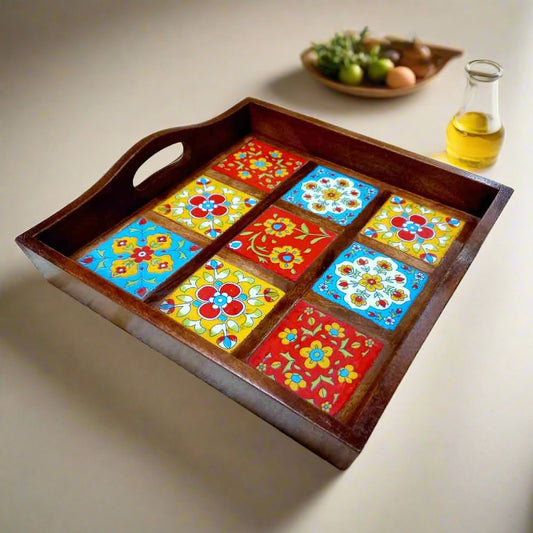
[446,111,504,169]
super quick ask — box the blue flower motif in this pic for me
[390,196,404,204]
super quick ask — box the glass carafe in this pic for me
[446,59,504,169]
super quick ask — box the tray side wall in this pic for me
[248,101,501,217]
[37,103,252,256]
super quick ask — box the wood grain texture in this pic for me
[15,98,513,469]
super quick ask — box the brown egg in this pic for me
[386,66,417,89]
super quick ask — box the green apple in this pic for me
[338,64,364,85]
[367,58,395,83]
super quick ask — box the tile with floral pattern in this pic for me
[282,165,379,226]
[160,257,284,351]
[226,205,337,281]
[313,242,428,330]
[362,195,464,265]
[153,176,258,239]
[78,217,201,299]
[213,138,307,192]
[249,301,383,415]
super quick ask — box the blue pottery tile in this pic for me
[313,242,428,330]
[282,165,379,226]
[78,217,201,299]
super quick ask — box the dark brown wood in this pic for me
[15,97,513,469]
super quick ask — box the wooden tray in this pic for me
[16,98,512,469]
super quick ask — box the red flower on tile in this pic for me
[189,193,228,218]
[131,246,154,263]
[390,214,436,242]
[249,301,383,415]
[196,283,245,320]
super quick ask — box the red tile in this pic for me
[213,138,307,192]
[249,301,383,415]
[227,205,336,281]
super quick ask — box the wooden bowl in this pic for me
[300,38,463,98]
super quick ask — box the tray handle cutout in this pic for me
[35,111,251,256]
[132,141,185,190]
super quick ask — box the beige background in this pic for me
[1,1,532,532]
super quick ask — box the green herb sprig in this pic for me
[312,27,378,78]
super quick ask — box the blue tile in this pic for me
[313,242,428,330]
[78,217,201,299]
[282,165,379,226]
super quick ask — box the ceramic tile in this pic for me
[313,242,427,330]
[213,138,307,192]
[226,205,337,281]
[249,301,383,415]
[153,176,259,239]
[78,217,201,299]
[362,195,464,265]
[160,257,284,351]
[282,165,379,226]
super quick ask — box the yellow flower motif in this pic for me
[269,246,304,270]
[233,151,247,160]
[263,217,296,237]
[147,233,172,250]
[146,254,174,274]
[111,236,138,254]
[238,170,252,180]
[110,258,137,278]
[321,401,332,412]
[338,364,358,384]
[391,288,408,301]
[322,188,342,201]
[278,328,298,345]
[257,362,267,372]
[358,273,384,292]
[284,372,307,392]
[365,338,375,347]
[350,294,367,307]
[274,168,288,178]
[249,157,272,170]
[325,322,345,338]
[311,202,326,212]
[300,340,333,369]
[304,307,314,315]
[269,150,282,158]
[377,260,392,271]
[338,264,354,275]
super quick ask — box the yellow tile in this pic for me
[160,256,284,351]
[362,195,464,265]
[153,175,258,239]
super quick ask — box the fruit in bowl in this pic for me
[311,28,420,89]
[304,28,462,97]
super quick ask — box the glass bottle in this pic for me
[446,59,504,169]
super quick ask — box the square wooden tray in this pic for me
[16,98,512,469]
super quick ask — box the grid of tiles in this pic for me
[77,137,465,418]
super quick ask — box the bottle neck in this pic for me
[456,76,502,133]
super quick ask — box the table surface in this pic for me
[1,1,532,532]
